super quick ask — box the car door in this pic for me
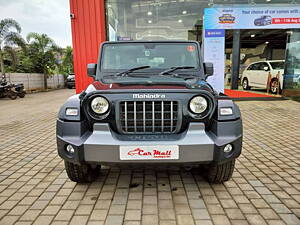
[247,62,261,87]
[257,62,270,88]
[243,63,255,86]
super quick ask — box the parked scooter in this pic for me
[0,75,26,100]
[14,83,26,98]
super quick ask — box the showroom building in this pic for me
[70,0,300,96]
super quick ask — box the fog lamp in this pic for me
[66,145,75,155]
[224,144,233,153]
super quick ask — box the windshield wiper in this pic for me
[159,66,195,76]
[115,66,150,77]
[103,66,151,79]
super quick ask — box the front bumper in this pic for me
[57,119,242,166]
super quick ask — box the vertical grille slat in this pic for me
[152,101,155,133]
[143,101,146,132]
[119,100,179,134]
[125,102,128,132]
[170,101,173,132]
[161,101,164,132]
[134,101,137,133]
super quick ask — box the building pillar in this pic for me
[231,29,241,90]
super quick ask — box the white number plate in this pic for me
[120,145,179,160]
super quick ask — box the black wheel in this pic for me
[18,91,26,98]
[67,85,72,89]
[270,79,279,94]
[64,161,100,183]
[202,159,235,183]
[242,78,250,90]
[8,91,17,100]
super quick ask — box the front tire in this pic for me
[64,161,100,183]
[18,91,26,98]
[202,159,235,183]
[8,91,17,100]
[242,78,250,90]
[270,79,279,94]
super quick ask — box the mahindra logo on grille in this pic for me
[133,94,166,99]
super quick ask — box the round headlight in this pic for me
[189,96,208,114]
[91,97,109,114]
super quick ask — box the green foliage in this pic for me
[0,18,25,75]
[58,46,74,75]
[0,18,74,78]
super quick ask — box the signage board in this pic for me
[204,6,300,29]
[203,29,225,93]
[203,6,300,94]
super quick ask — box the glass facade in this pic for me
[105,0,300,95]
[284,30,300,93]
[106,0,300,41]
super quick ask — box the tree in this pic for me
[59,46,74,75]
[0,18,25,76]
[26,32,61,89]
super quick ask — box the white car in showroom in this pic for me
[241,60,284,94]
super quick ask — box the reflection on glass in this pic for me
[106,0,209,41]
[101,43,199,70]
[105,0,298,42]
[284,29,300,93]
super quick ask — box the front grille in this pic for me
[119,101,179,134]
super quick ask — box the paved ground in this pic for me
[0,89,299,225]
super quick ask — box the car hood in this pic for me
[87,81,189,91]
[83,81,215,95]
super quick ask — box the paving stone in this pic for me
[90,209,108,221]
[125,210,141,221]
[174,204,192,215]
[142,204,158,215]
[0,215,20,225]
[192,209,210,220]
[225,208,245,220]
[142,214,158,225]
[159,209,176,220]
[194,220,213,225]
[105,215,124,225]
[54,209,74,221]
[158,200,173,209]
[206,204,225,214]
[124,221,141,225]
[279,213,300,225]
[127,200,142,210]
[32,215,54,225]
[177,215,195,225]
[211,215,231,225]
[258,208,280,220]
[8,205,29,216]
[75,204,94,215]
[230,219,249,225]
[245,214,268,225]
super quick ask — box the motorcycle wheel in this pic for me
[18,91,26,98]
[8,91,17,100]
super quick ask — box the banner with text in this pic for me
[204,6,300,30]
[203,29,225,93]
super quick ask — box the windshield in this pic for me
[101,43,199,71]
[270,61,285,70]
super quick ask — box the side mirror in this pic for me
[263,66,269,71]
[203,62,214,78]
[87,63,97,78]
